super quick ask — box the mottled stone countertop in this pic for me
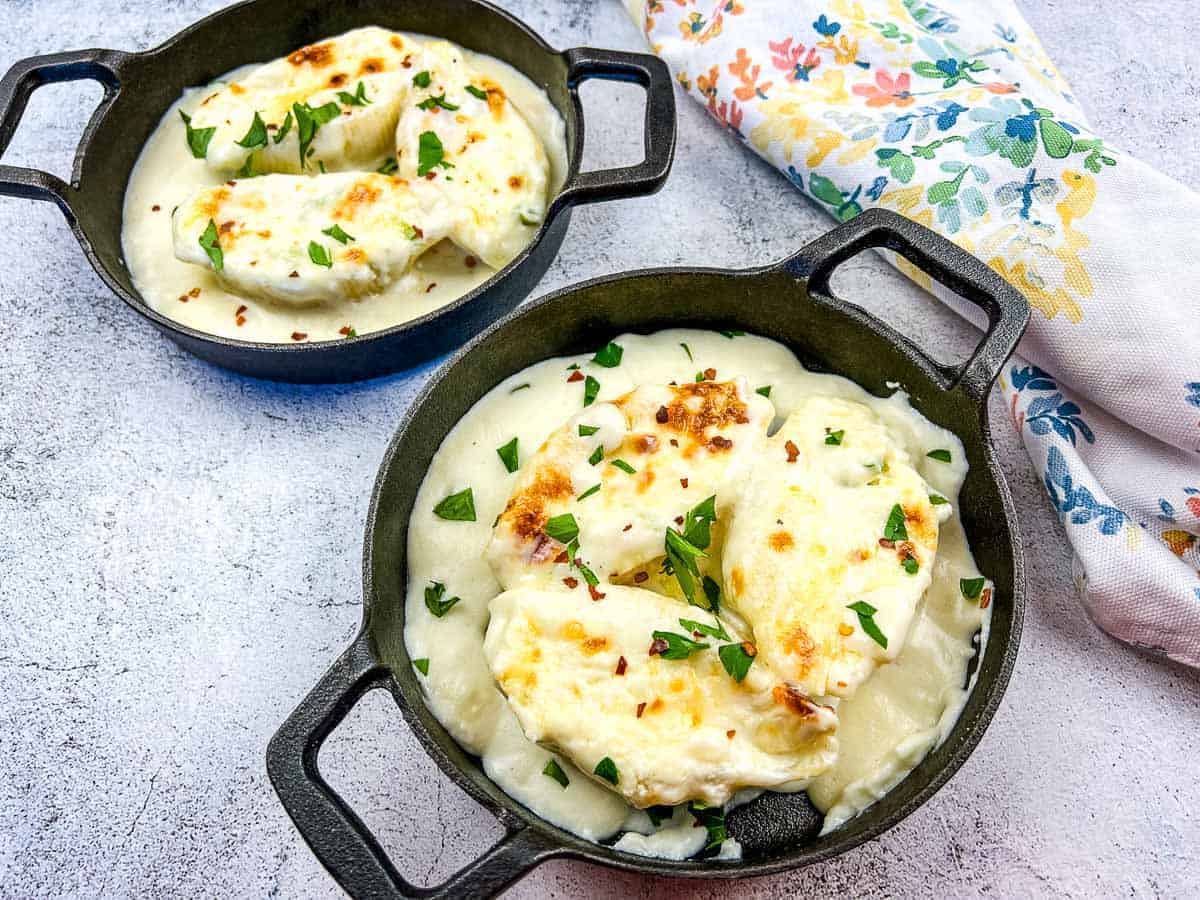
[0,1,1196,897]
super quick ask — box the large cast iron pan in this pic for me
[0,0,674,383]
[267,209,1029,897]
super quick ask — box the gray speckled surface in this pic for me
[0,1,1197,897]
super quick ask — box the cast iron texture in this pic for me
[267,209,1030,898]
[0,0,676,383]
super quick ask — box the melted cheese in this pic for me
[485,585,837,808]
[404,329,992,859]
[121,32,566,343]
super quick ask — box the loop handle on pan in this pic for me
[267,634,559,899]
[0,48,129,218]
[551,46,676,211]
[780,208,1030,404]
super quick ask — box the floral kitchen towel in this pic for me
[627,0,1200,667]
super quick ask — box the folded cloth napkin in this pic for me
[626,0,1200,667]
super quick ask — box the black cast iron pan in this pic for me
[267,209,1029,897]
[0,0,675,383]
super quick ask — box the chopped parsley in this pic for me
[927,448,952,463]
[518,208,542,226]
[465,84,488,100]
[651,630,709,659]
[689,802,726,849]
[293,100,340,168]
[681,495,717,549]
[591,341,624,368]
[308,241,333,268]
[664,496,717,608]
[610,459,636,475]
[273,111,293,143]
[417,130,454,176]
[583,375,600,407]
[929,494,950,505]
[433,487,475,521]
[578,424,600,437]
[198,219,223,271]
[416,93,459,112]
[720,330,745,338]
[377,157,399,175]
[588,445,604,466]
[902,556,919,575]
[399,221,419,240]
[337,81,371,107]
[179,111,216,159]
[825,429,845,446]
[883,504,908,542]
[701,575,721,613]
[424,581,461,617]
[718,642,755,682]
[756,385,772,398]
[543,758,570,789]
[235,111,268,150]
[412,658,429,675]
[235,155,258,178]
[412,70,432,88]
[679,617,730,641]
[322,224,354,244]
[577,483,601,502]
[496,437,519,473]
[847,600,888,648]
[680,342,693,361]
[960,577,986,601]
[509,383,531,393]
[593,757,619,786]
[544,513,579,545]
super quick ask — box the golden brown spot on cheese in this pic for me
[582,636,609,655]
[769,530,794,552]
[838,623,854,637]
[501,466,574,541]
[636,468,656,494]
[229,83,245,95]
[288,42,334,67]
[730,565,745,597]
[198,187,230,219]
[562,621,585,641]
[390,36,405,50]
[631,434,659,454]
[467,131,486,144]
[508,175,524,190]
[328,72,348,87]
[483,80,506,118]
[782,624,816,674]
[359,57,384,75]
[344,247,367,264]
[333,181,382,220]
[773,683,818,717]
[627,381,749,453]
[669,678,685,693]
[904,504,937,547]
[648,697,665,714]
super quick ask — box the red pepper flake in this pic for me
[655,405,669,424]
[703,367,717,381]
[424,171,437,180]
[980,587,993,609]
[669,438,679,447]
[674,516,684,526]
[554,550,568,563]
[622,523,632,532]
[567,370,584,383]
[235,305,248,316]
[291,331,307,342]
[636,701,646,718]
[464,255,478,268]
[226,180,237,187]
[151,204,161,212]
[288,271,299,278]
[741,641,757,658]
[236,315,246,327]
[338,325,353,336]
[634,571,648,583]
[878,537,895,549]
[412,226,424,239]
[708,435,733,451]
[615,656,627,676]
[726,729,736,739]
[588,584,606,602]
[425,282,437,292]
[649,638,669,656]
[402,55,413,68]
[785,440,800,463]
[177,294,188,303]
[189,288,201,298]
[679,477,689,488]
[563,576,579,589]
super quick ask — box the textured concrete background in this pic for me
[0,1,1197,897]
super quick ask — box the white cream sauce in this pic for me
[403,330,992,858]
[120,35,567,343]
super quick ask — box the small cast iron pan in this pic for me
[267,209,1029,897]
[0,0,675,383]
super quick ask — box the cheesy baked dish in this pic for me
[121,28,566,343]
[405,329,994,860]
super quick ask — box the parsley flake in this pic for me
[680,342,693,361]
[417,93,459,112]
[929,494,950,505]
[235,111,268,150]
[583,375,600,407]
[756,385,772,398]
[588,446,604,466]
[960,577,986,601]
[578,424,600,437]
[591,342,624,368]
[308,241,333,268]
[273,111,293,143]
[198,219,223,271]
[322,224,355,244]
[610,459,636,475]
[179,111,216,159]
[720,330,745,338]
[543,758,570,788]
[412,658,429,675]
[412,70,432,88]
[701,575,721,613]
[719,642,756,682]
[496,437,519,473]
[424,581,461,617]
[847,600,888,648]
[902,556,919,575]
[465,84,488,100]
[594,757,619,786]
[883,504,908,542]
[927,448,952,463]
[825,429,845,446]
[337,81,371,107]
[544,513,579,545]
[679,617,730,641]
[417,130,454,176]
[377,156,399,174]
[651,630,709,659]
[433,488,475,521]
[689,802,726,849]
[577,483,601,502]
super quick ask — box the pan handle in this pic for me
[0,48,127,216]
[781,208,1029,403]
[552,47,676,210]
[267,634,559,899]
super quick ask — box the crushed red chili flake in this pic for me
[622,523,632,532]
[980,587,993,609]
[338,325,353,336]
[703,367,717,381]
[655,405,669,424]
[412,226,424,239]
[189,287,201,298]
[636,702,646,718]
[878,537,895,549]
[424,171,437,180]
[226,180,236,187]
[402,55,412,67]
[291,331,307,341]
[177,294,188,303]
[741,641,757,657]
[680,477,688,488]
[425,282,437,292]
[235,305,248,316]
[708,435,733,451]
[615,656,627,676]
[649,638,669,656]
[288,271,299,278]
[563,576,579,589]
[588,584,606,601]
[567,370,584,383]
[464,255,478,268]
[674,516,684,526]
[236,315,246,326]
[634,571,648,583]
[726,730,736,739]
[669,438,679,447]
[554,550,569,563]
[151,204,160,212]
[785,440,800,462]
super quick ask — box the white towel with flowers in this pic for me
[627,0,1200,667]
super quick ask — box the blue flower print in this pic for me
[1043,446,1126,536]
[1185,382,1200,408]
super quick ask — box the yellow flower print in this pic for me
[749,92,844,165]
[1163,530,1197,557]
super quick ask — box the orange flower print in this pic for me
[768,38,821,82]
[696,64,721,113]
[984,81,1019,94]
[729,48,773,101]
[1163,530,1197,557]
[851,70,915,107]
[711,98,744,131]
